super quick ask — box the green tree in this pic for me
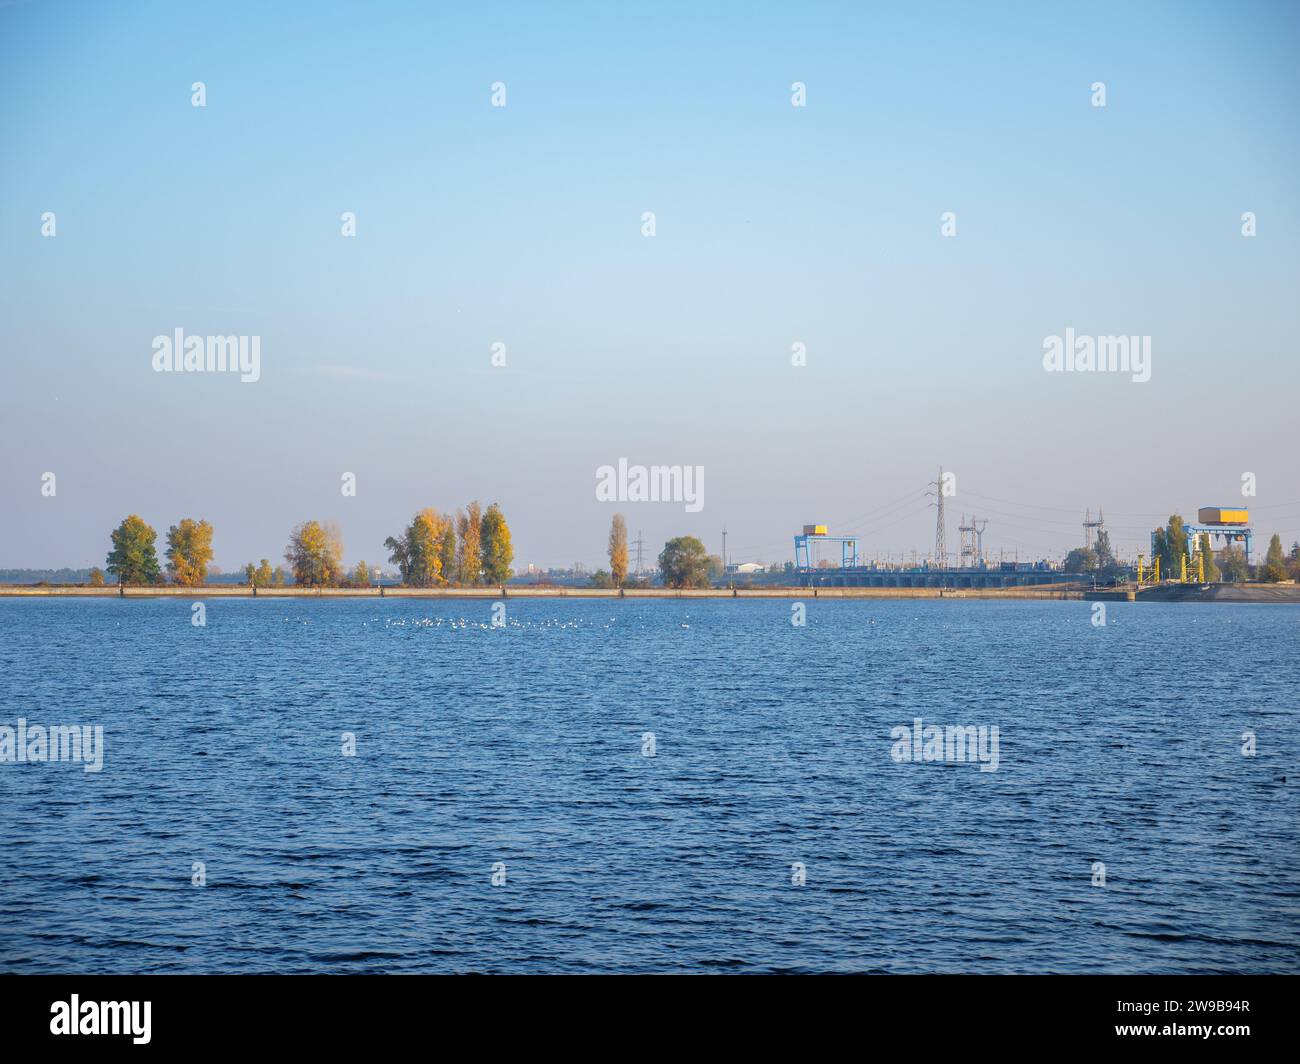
[1163,515,1188,578]
[87,567,105,587]
[1093,530,1112,567]
[352,560,372,587]
[658,536,711,588]
[244,562,257,586]
[1260,533,1288,582]
[1219,544,1248,582]
[1195,534,1220,582]
[1150,528,1168,578]
[438,524,457,584]
[608,513,628,587]
[165,518,214,586]
[285,520,343,586]
[1063,547,1097,574]
[480,503,514,584]
[384,527,411,582]
[1093,530,1122,578]
[106,515,160,585]
[589,569,614,589]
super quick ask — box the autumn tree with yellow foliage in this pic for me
[480,503,514,584]
[243,558,275,587]
[384,503,513,587]
[608,513,628,587]
[456,502,484,585]
[385,509,452,587]
[285,520,344,586]
[165,518,214,586]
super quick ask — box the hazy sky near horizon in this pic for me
[2,0,1298,571]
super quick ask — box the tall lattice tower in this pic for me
[928,468,948,568]
[958,513,976,567]
[1083,508,1104,550]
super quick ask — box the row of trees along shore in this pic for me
[587,514,723,590]
[383,503,512,587]
[78,509,1300,589]
[1062,514,1299,583]
[96,504,514,587]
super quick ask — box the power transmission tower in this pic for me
[958,513,976,567]
[633,530,645,575]
[927,468,948,568]
[974,517,988,565]
[1083,508,1104,550]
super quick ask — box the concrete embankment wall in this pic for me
[9,583,1293,602]
[1134,583,1300,603]
[0,584,1085,600]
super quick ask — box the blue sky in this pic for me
[2,0,1298,570]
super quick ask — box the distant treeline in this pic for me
[0,569,97,585]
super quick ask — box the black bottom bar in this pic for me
[4,973,1290,1052]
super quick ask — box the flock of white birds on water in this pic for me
[380,616,608,631]
[269,615,702,631]
[376,616,704,631]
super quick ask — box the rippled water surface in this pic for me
[1,597,1297,973]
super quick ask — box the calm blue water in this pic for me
[1,597,1296,973]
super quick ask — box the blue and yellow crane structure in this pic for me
[1140,506,1253,586]
[793,524,858,572]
